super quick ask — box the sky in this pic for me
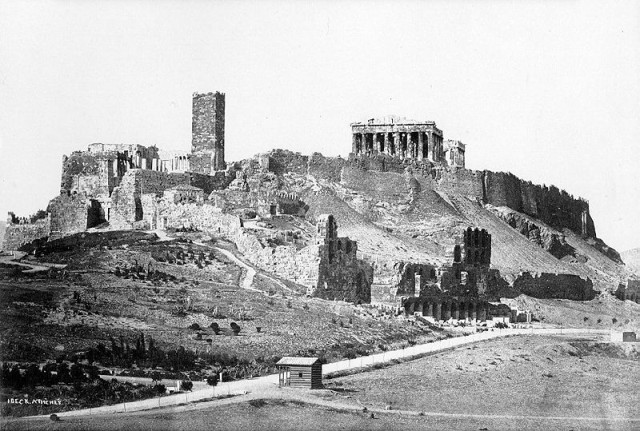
[0,0,638,252]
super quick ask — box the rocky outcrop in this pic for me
[488,206,576,260]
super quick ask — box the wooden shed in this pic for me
[276,357,323,389]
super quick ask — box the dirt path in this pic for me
[0,252,67,273]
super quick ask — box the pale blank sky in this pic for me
[0,0,638,252]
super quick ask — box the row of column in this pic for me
[352,132,444,162]
[405,299,490,322]
[160,156,190,172]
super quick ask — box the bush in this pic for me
[612,318,617,324]
[180,380,193,391]
[210,322,220,335]
[286,300,292,309]
[155,384,166,394]
[206,375,219,386]
[189,323,201,331]
[230,322,241,335]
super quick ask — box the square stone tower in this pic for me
[191,91,225,173]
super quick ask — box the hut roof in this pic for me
[276,357,321,366]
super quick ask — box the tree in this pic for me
[70,363,85,383]
[206,375,219,386]
[180,380,193,391]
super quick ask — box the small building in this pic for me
[276,357,322,389]
[611,331,638,343]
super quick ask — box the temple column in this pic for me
[427,132,434,162]
[434,302,442,321]
[375,133,381,153]
[384,132,390,155]
[470,302,477,321]
[393,132,400,157]
[417,132,424,161]
[406,133,413,159]
[352,134,358,154]
[452,301,459,320]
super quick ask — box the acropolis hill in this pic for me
[3,92,636,313]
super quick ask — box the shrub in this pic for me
[597,318,602,324]
[230,322,241,335]
[155,384,166,394]
[189,323,201,331]
[286,300,292,309]
[206,375,218,386]
[612,318,617,324]
[584,317,589,322]
[180,380,193,391]
[302,303,309,311]
[210,322,220,335]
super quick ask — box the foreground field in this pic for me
[324,334,639,420]
[3,334,638,431]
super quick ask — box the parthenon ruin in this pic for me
[351,116,445,162]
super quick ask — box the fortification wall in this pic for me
[47,193,93,240]
[2,218,50,250]
[344,153,594,238]
[189,171,235,195]
[483,171,594,237]
[109,170,190,229]
[156,202,241,235]
[307,153,348,182]
[268,150,308,176]
[436,168,484,198]
[511,272,595,300]
[233,230,317,285]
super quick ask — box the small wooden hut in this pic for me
[276,357,322,389]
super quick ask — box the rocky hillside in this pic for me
[259,151,627,292]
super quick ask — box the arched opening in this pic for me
[454,245,461,263]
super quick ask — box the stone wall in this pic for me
[155,201,241,235]
[307,153,348,182]
[189,171,235,195]
[233,230,317,286]
[47,193,94,240]
[436,168,484,198]
[267,150,309,176]
[109,170,190,229]
[2,218,50,250]
[511,272,595,300]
